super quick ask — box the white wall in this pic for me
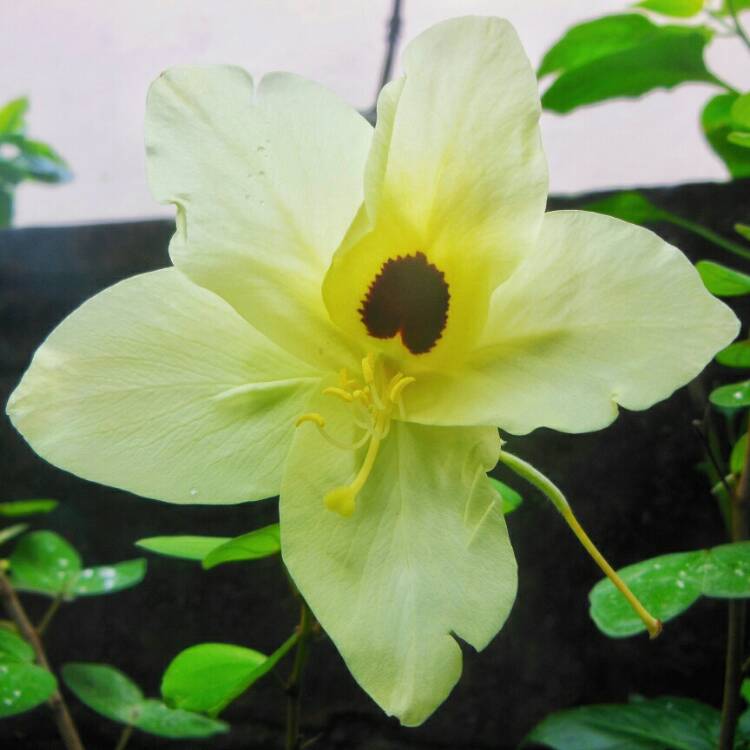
[4,0,749,227]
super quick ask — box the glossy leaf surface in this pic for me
[72,559,147,596]
[589,542,750,636]
[202,524,281,569]
[717,341,750,368]
[696,260,750,297]
[9,531,81,596]
[710,380,750,409]
[702,94,750,178]
[635,0,704,16]
[63,662,227,738]
[540,15,716,113]
[525,696,720,750]
[136,535,229,561]
[0,499,57,517]
[162,634,297,716]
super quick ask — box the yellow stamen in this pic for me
[362,353,377,385]
[325,410,388,517]
[295,413,326,428]
[389,375,416,404]
[322,387,354,403]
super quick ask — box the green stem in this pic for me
[37,594,63,637]
[728,0,750,54]
[497,450,662,639]
[113,725,133,750]
[0,570,85,750]
[285,600,313,750]
[718,419,750,750]
[663,213,750,262]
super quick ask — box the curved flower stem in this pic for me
[37,594,63,637]
[719,419,750,750]
[285,599,314,750]
[0,569,84,750]
[497,450,662,639]
[727,0,750,55]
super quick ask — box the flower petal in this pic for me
[281,396,515,725]
[146,66,372,369]
[322,17,548,367]
[405,210,740,432]
[7,269,320,504]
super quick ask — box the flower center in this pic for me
[359,252,450,355]
[295,354,415,517]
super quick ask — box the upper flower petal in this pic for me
[281,395,516,725]
[7,269,320,504]
[146,65,372,370]
[322,16,548,367]
[405,210,740,432]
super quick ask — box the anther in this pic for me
[295,413,326,428]
[322,387,354,403]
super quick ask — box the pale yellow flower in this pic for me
[6,17,738,725]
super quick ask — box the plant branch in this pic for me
[365,0,403,122]
[719,418,750,750]
[0,569,84,750]
[728,0,750,54]
[37,594,63,637]
[113,724,133,750]
[285,599,314,750]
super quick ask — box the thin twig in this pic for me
[718,419,750,750]
[365,0,404,123]
[285,600,314,750]
[0,569,84,750]
[37,594,63,637]
[727,0,750,54]
[113,724,133,750]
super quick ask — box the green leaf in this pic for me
[9,531,81,597]
[202,524,281,570]
[10,532,145,598]
[0,628,57,717]
[710,380,750,408]
[635,0,704,17]
[702,94,750,178]
[162,634,297,716]
[0,524,29,547]
[742,678,750,704]
[732,92,750,129]
[0,499,58,517]
[134,700,228,739]
[732,433,748,475]
[539,15,656,77]
[71,559,147,596]
[728,131,750,148]
[540,15,717,114]
[0,188,11,228]
[489,477,524,515]
[717,341,750,368]
[13,138,71,183]
[62,663,142,724]
[584,190,666,224]
[589,542,750,636]
[0,98,28,135]
[0,663,57,718]
[62,663,227,738]
[696,260,750,296]
[737,224,750,241]
[525,696,720,750]
[136,535,229,561]
[0,628,34,663]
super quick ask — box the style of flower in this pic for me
[6,17,738,726]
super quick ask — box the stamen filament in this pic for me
[322,387,354,403]
[497,449,663,640]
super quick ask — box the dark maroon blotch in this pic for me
[358,252,450,355]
